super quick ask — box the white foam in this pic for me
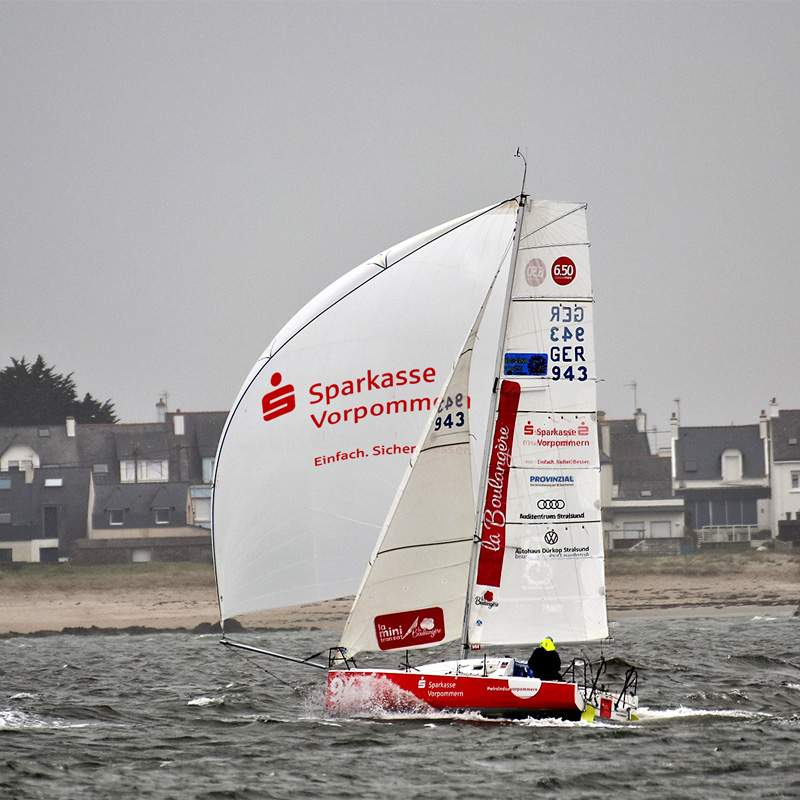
[187,695,225,707]
[636,705,771,722]
[0,709,89,730]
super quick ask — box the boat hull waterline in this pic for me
[326,658,638,722]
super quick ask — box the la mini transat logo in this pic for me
[373,607,445,651]
[262,373,296,421]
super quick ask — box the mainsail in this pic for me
[467,200,608,647]
[212,200,518,623]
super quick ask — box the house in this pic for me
[768,407,800,546]
[599,409,685,554]
[671,413,771,547]
[0,464,91,563]
[0,408,226,563]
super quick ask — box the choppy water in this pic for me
[2,614,799,799]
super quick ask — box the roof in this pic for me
[0,425,81,467]
[607,419,652,459]
[674,424,766,480]
[602,418,673,500]
[92,482,190,529]
[613,455,673,500]
[771,409,800,462]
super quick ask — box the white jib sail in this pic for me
[337,278,500,659]
[468,200,609,647]
[212,200,518,622]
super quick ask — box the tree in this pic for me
[0,356,118,425]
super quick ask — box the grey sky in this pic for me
[3,1,798,445]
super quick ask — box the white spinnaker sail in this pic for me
[337,281,497,659]
[468,201,609,646]
[212,200,517,622]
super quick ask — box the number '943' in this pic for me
[551,366,588,381]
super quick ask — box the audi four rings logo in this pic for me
[537,499,565,510]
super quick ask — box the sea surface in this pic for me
[1,614,799,799]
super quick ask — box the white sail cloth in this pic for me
[467,201,609,646]
[212,200,518,622]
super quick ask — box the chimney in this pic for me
[769,397,779,419]
[173,413,185,436]
[759,409,768,439]
[670,412,679,441]
[634,408,646,433]
[66,416,76,437]
[156,397,167,423]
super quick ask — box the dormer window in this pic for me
[721,449,743,482]
[120,459,168,483]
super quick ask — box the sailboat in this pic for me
[212,164,639,722]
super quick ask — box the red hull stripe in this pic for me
[326,669,582,715]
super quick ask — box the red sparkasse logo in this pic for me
[262,373,296,421]
[374,607,446,651]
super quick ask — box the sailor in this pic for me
[528,637,561,681]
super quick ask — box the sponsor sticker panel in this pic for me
[512,244,592,299]
[373,607,446,651]
[506,469,601,524]
[512,412,600,469]
[507,520,605,561]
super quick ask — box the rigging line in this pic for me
[377,537,473,556]
[505,519,603,527]
[518,240,590,252]
[224,639,307,692]
[418,438,471,454]
[220,638,328,670]
[518,203,587,245]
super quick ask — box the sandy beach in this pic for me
[1,553,798,636]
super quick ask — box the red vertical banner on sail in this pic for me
[476,380,520,587]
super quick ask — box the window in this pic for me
[120,459,169,483]
[43,506,58,538]
[721,449,743,482]
[108,509,124,526]
[132,548,152,563]
[0,478,10,490]
[0,513,11,524]
[93,463,109,474]
[650,521,672,538]
[202,457,215,484]
[154,508,170,525]
[44,478,63,487]
[622,521,645,540]
[791,471,800,490]
[38,428,50,437]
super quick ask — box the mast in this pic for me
[459,184,527,659]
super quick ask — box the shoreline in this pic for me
[1,602,797,641]
[1,554,798,638]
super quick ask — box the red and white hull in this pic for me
[326,657,637,722]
